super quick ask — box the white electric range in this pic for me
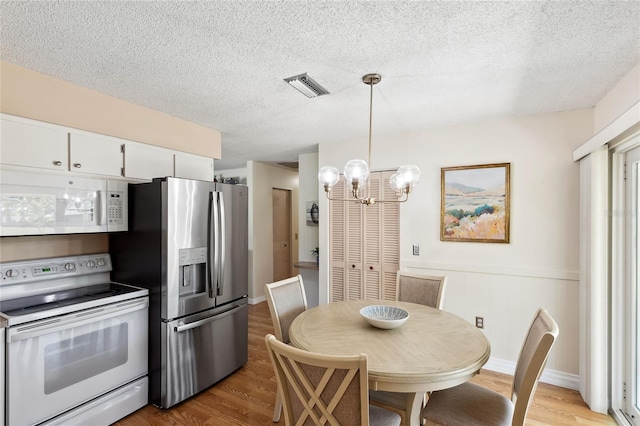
[0,253,148,426]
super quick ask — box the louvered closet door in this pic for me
[363,174,382,299]
[329,171,400,302]
[380,172,400,300]
[330,178,346,302]
[345,189,363,300]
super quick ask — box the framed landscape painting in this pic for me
[441,163,510,243]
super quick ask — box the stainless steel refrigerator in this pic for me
[110,177,248,408]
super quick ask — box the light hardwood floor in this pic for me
[115,302,617,426]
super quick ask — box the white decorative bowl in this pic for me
[360,305,409,329]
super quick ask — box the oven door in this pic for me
[6,297,148,426]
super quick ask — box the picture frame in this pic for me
[441,163,510,243]
[306,201,319,226]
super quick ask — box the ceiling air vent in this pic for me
[284,73,329,98]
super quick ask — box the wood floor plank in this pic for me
[115,302,617,426]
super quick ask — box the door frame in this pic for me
[611,133,640,425]
[272,187,292,281]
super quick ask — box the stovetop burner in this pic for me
[0,282,142,317]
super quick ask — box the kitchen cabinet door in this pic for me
[0,115,68,171]
[69,132,123,177]
[124,142,174,181]
[174,152,214,181]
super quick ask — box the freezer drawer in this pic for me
[160,300,248,408]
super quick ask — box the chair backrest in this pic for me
[511,308,559,425]
[264,275,308,344]
[396,271,447,309]
[265,334,370,426]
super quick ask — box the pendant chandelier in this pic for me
[318,73,421,205]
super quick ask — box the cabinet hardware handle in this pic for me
[53,160,62,166]
[369,266,373,270]
[352,264,356,268]
[73,163,82,168]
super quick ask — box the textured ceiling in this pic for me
[1,1,639,170]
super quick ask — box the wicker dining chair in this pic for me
[265,334,401,426]
[421,307,559,425]
[396,271,447,309]
[264,275,308,422]
[370,271,448,421]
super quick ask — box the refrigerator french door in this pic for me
[111,177,249,408]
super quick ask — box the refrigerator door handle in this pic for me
[217,192,226,296]
[207,191,219,299]
[173,304,244,333]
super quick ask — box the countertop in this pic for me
[294,261,318,270]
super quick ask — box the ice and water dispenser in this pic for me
[179,247,207,297]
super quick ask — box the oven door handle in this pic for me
[7,298,148,343]
[174,303,244,333]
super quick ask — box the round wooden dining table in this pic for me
[288,299,491,426]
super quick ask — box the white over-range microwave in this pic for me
[0,168,128,236]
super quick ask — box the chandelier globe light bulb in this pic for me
[318,166,340,188]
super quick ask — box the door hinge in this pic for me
[623,162,627,181]
[623,381,626,399]
[121,167,125,177]
[120,144,125,153]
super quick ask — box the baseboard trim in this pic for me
[483,357,579,391]
[249,295,266,305]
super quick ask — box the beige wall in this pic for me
[247,161,299,303]
[318,108,593,389]
[0,61,222,262]
[0,62,221,157]
[593,62,640,134]
[0,235,109,262]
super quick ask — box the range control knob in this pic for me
[86,260,96,269]
[5,269,19,278]
[64,263,76,271]
[97,258,106,267]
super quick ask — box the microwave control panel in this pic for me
[107,191,125,225]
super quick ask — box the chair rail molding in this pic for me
[402,261,579,281]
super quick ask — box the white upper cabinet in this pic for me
[1,114,215,182]
[69,132,124,177]
[174,152,214,181]
[124,142,174,181]
[1,115,69,171]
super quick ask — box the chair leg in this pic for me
[272,387,283,422]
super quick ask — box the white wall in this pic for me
[319,109,593,389]
[297,153,320,307]
[246,161,299,304]
[298,153,320,261]
[215,167,248,185]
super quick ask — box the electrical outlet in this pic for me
[475,316,484,329]
[412,245,419,256]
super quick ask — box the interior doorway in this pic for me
[272,188,292,282]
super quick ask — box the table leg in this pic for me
[405,392,426,426]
